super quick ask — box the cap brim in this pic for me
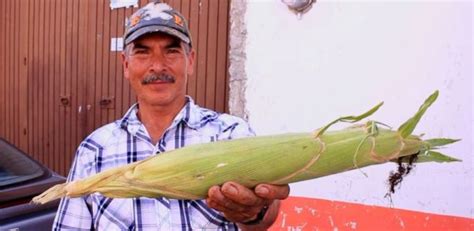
[124,25,191,46]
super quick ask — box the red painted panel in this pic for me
[270,196,473,231]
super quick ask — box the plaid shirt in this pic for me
[53,97,255,231]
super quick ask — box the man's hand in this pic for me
[206,181,290,230]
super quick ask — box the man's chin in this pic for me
[140,95,186,108]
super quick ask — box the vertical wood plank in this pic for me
[9,0,13,142]
[13,0,19,145]
[8,0,13,141]
[52,0,60,172]
[19,0,29,151]
[86,0,97,136]
[205,0,218,109]
[34,0,40,162]
[26,0,33,154]
[48,0,56,168]
[108,6,117,122]
[11,0,15,144]
[4,0,8,136]
[196,0,209,106]
[5,0,10,140]
[167,0,179,10]
[0,0,4,136]
[101,0,111,126]
[59,0,68,175]
[69,0,80,175]
[40,0,47,165]
[44,0,52,167]
[77,0,88,142]
[115,7,125,118]
[1,0,5,136]
[30,0,38,160]
[50,0,57,169]
[2,0,8,138]
[215,0,229,112]
[9,0,13,141]
[94,0,104,132]
[63,0,73,176]
[11,0,16,142]
[42,0,48,164]
[27,0,33,157]
[41,0,47,165]
[181,0,190,33]
[9,0,15,143]
[37,0,45,163]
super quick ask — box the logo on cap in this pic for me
[174,14,184,27]
[130,15,141,27]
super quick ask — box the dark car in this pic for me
[0,138,66,231]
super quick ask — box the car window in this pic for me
[0,139,45,187]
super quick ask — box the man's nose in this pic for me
[150,53,167,72]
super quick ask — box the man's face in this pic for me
[122,33,195,108]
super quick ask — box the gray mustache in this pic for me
[142,73,176,85]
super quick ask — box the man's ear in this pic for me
[186,49,196,76]
[122,52,130,80]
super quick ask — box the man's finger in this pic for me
[255,184,290,200]
[220,182,266,206]
[207,185,249,212]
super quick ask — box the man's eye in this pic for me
[167,48,181,54]
[133,49,149,54]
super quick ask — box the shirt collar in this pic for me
[119,96,218,135]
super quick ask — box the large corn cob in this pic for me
[32,90,460,204]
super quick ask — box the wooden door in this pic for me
[0,0,231,176]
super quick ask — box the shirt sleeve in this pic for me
[217,114,256,140]
[52,144,94,230]
[228,119,256,139]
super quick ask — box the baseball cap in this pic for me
[123,1,192,47]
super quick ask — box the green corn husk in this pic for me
[32,90,460,204]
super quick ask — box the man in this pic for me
[53,2,289,230]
